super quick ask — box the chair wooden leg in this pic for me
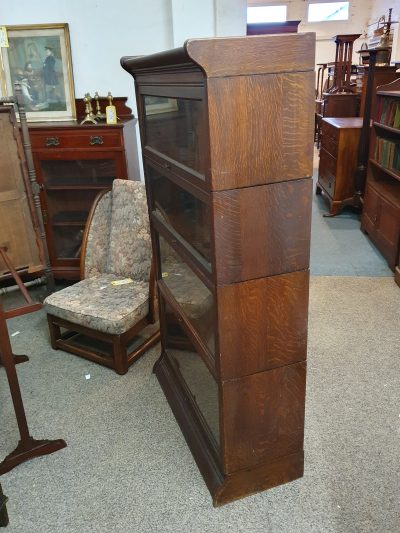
[113,335,128,375]
[47,315,61,350]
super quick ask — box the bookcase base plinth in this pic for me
[154,353,304,507]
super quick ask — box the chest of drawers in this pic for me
[317,117,363,215]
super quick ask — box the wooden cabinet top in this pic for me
[121,33,315,78]
[27,118,136,131]
[322,117,364,129]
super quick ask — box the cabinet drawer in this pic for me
[318,148,336,194]
[30,130,122,150]
[321,120,339,141]
[362,182,380,227]
[321,132,338,157]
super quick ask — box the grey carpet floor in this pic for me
[1,276,399,533]
[310,147,392,277]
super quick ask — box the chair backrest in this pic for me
[83,179,152,282]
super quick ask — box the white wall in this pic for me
[0,0,173,112]
[0,0,247,109]
[0,0,246,178]
[248,0,372,65]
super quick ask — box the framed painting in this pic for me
[144,96,179,116]
[0,23,76,121]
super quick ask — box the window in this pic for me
[247,5,288,23]
[308,2,349,22]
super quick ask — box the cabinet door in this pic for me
[376,195,400,269]
[158,234,215,361]
[34,151,124,268]
[362,183,380,232]
[164,299,220,451]
[140,86,209,186]
[146,161,212,269]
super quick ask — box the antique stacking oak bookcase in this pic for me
[121,32,315,506]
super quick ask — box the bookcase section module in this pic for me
[361,78,400,276]
[121,32,315,505]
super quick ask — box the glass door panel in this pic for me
[165,303,220,446]
[45,189,102,260]
[143,96,206,176]
[159,235,215,354]
[148,165,212,265]
[40,159,116,188]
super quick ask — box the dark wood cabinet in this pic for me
[317,117,363,215]
[361,79,400,275]
[121,32,315,505]
[29,119,139,279]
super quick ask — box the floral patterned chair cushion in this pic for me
[45,274,149,335]
[107,180,152,282]
[84,191,112,278]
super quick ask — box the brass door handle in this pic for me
[89,136,103,145]
[45,137,60,147]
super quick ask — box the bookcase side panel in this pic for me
[207,71,315,191]
[216,270,309,380]
[221,361,306,474]
[212,178,312,284]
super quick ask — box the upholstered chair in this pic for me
[44,179,160,375]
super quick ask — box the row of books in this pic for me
[376,97,400,129]
[374,138,400,174]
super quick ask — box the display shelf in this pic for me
[361,78,400,275]
[369,158,400,182]
[30,118,139,279]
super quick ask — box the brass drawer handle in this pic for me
[89,135,104,146]
[45,136,60,147]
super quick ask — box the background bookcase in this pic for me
[361,78,400,283]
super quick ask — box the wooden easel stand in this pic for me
[0,301,66,475]
[0,483,8,527]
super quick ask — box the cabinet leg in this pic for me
[315,184,322,195]
[47,315,61,350]
[113,336,128,375]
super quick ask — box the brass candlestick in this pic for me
[94,91,106,121]
[107,91,119,121]
[80,92,97,124]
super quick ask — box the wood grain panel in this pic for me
[217,270,309,380]
[186,33,315,77]
[222,362,306,474]
[213,178,312,284]
[214,451,303,506]
[207,72,314,190]
[0,111,41,276]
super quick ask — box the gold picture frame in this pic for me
[0,23,76,121]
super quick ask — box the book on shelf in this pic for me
[374,137,400,174]
[376,97,400,129]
